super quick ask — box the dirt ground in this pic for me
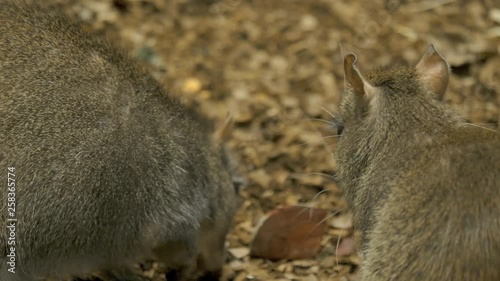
[48,0,499,280]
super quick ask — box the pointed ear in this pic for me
[343,53,376,97]
[415,44,450,100]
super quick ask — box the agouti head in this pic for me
[333,45,500,280]
[334,45,458,209]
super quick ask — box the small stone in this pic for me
[182,78,202,93]
[489,9,500,24]
[336,237,356,257]
[228,247,250,259]
[300,14,319,31]
[330,212,353,229]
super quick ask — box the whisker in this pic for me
[310,209,342,232]
[316,129,336,158]
[319,134,341,139]
[292,190,331,220]
[290,172,336,181]
[304,117,336,126]
[320,106,337,120]
[296,135,341,147]
[300,158,311,169]
[332,208,352,266]
[297,142,309,147]
[335,231,342,267]
[320,106,345,131]
[293,204,320,222]
[405,0,453,13]
[464,123,498,133]
[302,116,339,158]
[312,188,330,202]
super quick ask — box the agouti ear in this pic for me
[344,53,376,96]
[343,53,377,115]
[415,44,450,100]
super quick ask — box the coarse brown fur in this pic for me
[335,45,500,280]
[0,1,238,280]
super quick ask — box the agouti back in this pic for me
[0,1,238,280]
[335,45,500,280]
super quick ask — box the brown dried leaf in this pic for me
[250,206,328,260]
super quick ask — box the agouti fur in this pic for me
[0,1,238,280]
[335,45,500,280]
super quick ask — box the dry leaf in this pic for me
[250,206,328,260]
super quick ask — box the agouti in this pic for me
[0,1,239,280]
[335,45,500,280]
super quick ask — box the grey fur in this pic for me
[0,1,238,280]
[336,47,500,280]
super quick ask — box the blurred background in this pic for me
[50,0,499,280]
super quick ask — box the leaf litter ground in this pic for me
[47,0,500,280]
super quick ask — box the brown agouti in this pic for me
[0,1,239,280]
[335,45,500,280]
